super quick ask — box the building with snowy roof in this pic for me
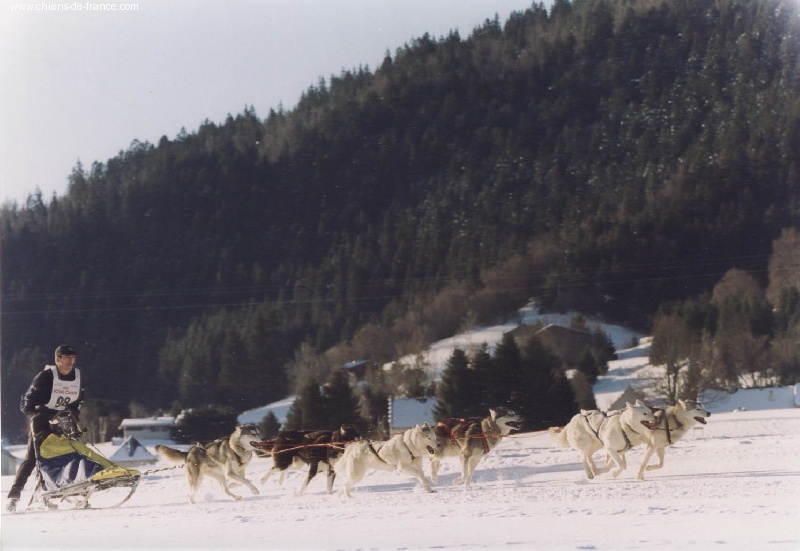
[118,416,176,443]
[107,436,158,467]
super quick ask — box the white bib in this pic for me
[44,365,81,410]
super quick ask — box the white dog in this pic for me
[596,400,657,478]
[619,400,711,480]
[549,409,609,480]
[334,423,440,498]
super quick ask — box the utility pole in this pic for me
[387,395,393,435]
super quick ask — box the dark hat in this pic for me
[55,345,77,357]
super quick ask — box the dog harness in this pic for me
[400,438,417,461]
[581,412,606,444]
[438,420,490,453]
[652,408,683,445]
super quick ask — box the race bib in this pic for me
[44,366,81,410]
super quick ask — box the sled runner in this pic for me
[24,412,141,512]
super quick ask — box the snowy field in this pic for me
[2,404,799,550]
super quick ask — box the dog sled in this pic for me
[23,412,141,512]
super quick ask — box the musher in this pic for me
[5,345,84,513]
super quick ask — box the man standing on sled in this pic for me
[6,345,84,513]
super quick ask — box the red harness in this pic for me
[438,420,490,453]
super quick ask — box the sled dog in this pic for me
[615,400,711,480]
[595,400,657,478]
[430,407,521,487]
[253,424,361,496]
[548,409,609,480]
[156,424,261,503]
[334,423,440,498]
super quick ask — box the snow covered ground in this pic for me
[3,312,799,550]
[3,402,799,550]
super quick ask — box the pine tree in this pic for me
[258,411,281,439]
[434,348,473,420]
[323,369,363,430]
[513,335,563,430]
[470,343,495,413]
[285,378,327,430]
[491,333,523,407]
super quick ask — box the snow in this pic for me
[238,395,296,426]
[2,405,799,550]
[3,313,799,550]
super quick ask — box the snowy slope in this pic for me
[3,406,799,550]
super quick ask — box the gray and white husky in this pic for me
[156,424,261,503]
[334,423,440,498]
[430,408,521,488]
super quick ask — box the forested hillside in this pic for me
[2,0,798,441]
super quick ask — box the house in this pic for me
[340,359,372,382]
[107,436,158,467]
[510,323,593,367]
[118,416,176,443]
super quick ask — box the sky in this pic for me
[0,0,544,206]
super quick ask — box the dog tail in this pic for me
[548,426,569,447]
[155,444,190,464]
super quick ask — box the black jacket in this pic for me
[20,366,84,418]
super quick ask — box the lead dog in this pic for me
[609,400,711,480]
[156,424,261,503]
[334,423,439,498]
[252,424,361,496]
[550,401,656,480]
[430,407,521,488]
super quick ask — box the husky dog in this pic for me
[430,407,521,488]
[334,423,440,498]
[595,400,657,478]
[620,400,711,480]
[252,424,361,496]
[156,424,261,503]
[548,409,609,480]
